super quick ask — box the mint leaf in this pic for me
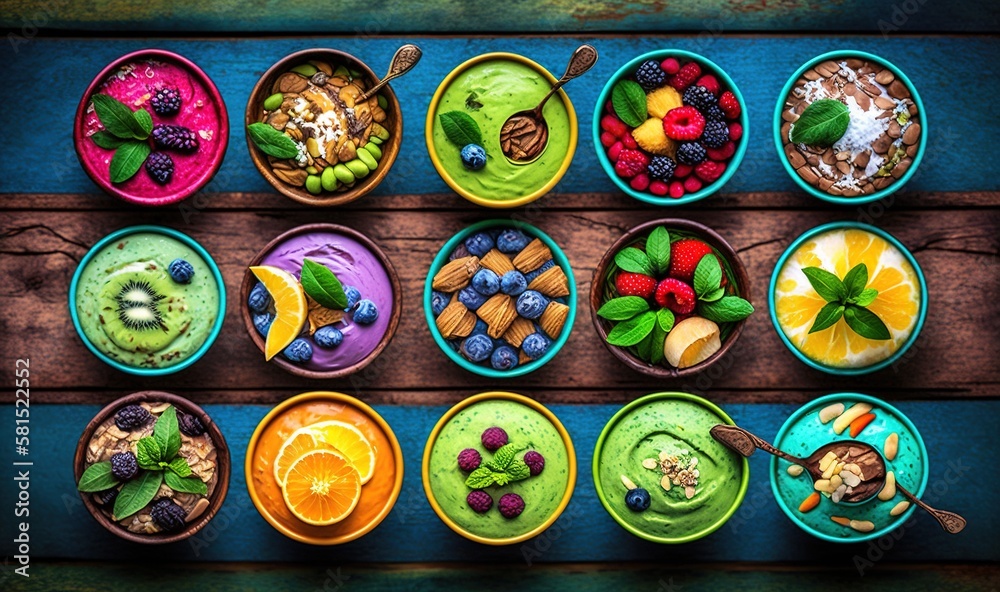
[164,471,207,495]
[153,406,181,460]
[135,437,163,469]
[790,98,850,146]
[852,288,878,307]
[439,111,482,147]
[611,80,646,128]
[166,457,192,478]
[701,287,725,302]
[698,296,754,323]
[483,461,503,473]
[801,267,847,303]
[506,459,531,482]
[90,131,128,150]
[844,305,891,340]
[113,471,162,521]
[465,467,496,490]
[493,472,511,486]
[614,247,653,276]
[842,263,868,299]
[656,308,675,333]
[91,94,148,139]
[109,140,150,184]
[808,302,845,334]
[693,254,723,298]
[646,226,670,276]
[300,258,349,309]
[597,296,649,321]
[247,122,299,159]
[649,321,667,365]
[77,461,119,492]
[132,108,152,140]
[607,310,656,347]
[493,442,526,471]
[636,330,654,360]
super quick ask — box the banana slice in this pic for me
[663,317,722,368]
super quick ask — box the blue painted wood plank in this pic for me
[1,36,997,197]
[1,401,995,563]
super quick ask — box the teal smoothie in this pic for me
[427,399,571,540]
[75,232,220,369]
[596,395,746,541]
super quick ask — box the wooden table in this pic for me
[1,3,999,590]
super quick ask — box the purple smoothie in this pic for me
[261,231,393,371]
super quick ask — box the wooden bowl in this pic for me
[239,223,402,379]
[589,219,752,378]
[73,391,230,544]
[244,48,402,206]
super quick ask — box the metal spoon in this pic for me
[358,44,422,103]
[710,424,966,533]
[501,44,598,164]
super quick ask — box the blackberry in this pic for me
[703,104,726,123]
[702,121,730,149]
[150,498,187,532]
[634,59,666,91]
[110,451,138,481]
[676,142,707,165]
[145,152,174,184]
[682,85,717,112]
[152,124,199,152]
[96,487,119,507]
[178,413,206,437]
[648,156,677,181]
[115,405,151,431]
[150,87,181,116]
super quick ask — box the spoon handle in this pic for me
[896,483,967,534]
[359,44,422,102]
[535,44,598,115]
[710,424,806,465]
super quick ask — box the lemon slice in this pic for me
[250,265,307,361]
[309,420,376,484]
[664,316,721,368]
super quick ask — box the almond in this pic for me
[527,265,570,297]
[480,249,515,276]
[432,256,480,292]
[435,300,469,339]
[512,239,552,272]
[476,294,517,339]
[878,471,897,501]
[884,432,899,461]
[502,317,534,348]
[819,403,845,424]
[539,301,569,339]
[890,500,910,516]
[833,402,873,435]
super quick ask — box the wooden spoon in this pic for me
[358,44,422,103]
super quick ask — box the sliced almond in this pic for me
[819,403,845,424]
[890,500,910,516]
[642,458,658,470]
[849,519,876,533]
[884,432,899,461]
[786,464,804,477]
[833,402,873,435]
[620,475,637,490]
[878,471,897,501]
[660,475,672,491]
[818,451,838,472]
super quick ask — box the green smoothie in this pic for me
[431,58,573,201]
[596,395,745,541]
[75,232,220,369]
[427,399,571,540]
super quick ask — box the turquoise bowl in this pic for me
[770,393,928,543]
[768,221,927,376]
[69,225,227,376]
[773,50,927,205]
[423,220,577,378]
[593,49,749,206]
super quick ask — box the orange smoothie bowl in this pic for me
[245,391,403,545]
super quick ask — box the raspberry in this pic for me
[647,156,677,181]
[706,141,736,161]
[630,173,650,191]
[674,164,693,178]
[701,120,730,149]
[115,405,151,431]
[110,452,138,481]
[695,160,727,183]
[607,141,624,162]
[457,448,482,472]
[669,181,685,198]
[668,239,715,283]
[150,498,187,532]
[719,91,741,120]
[498,493,526,519]
[615,272,657,298]
[676,142,707,165]
[481,427,508,451]
[150,87,181,116]
[634,59,667,91]
[524,451,545,476]
[654,278,697,314]
[151,124,198,152]
[614,149,650,178]
[621,134,638,149]
[649,181,669,196]
[682,85,716,112]
[728,122,743,141]
[600,114,629,138]
[668,62,702,91]
[600,131,617,148]
[660,58,681,75]
[683,176,702,193]
[662,106,705,141]
[467,490,493,513]
[695,75,720,96]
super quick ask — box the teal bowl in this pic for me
[593,49,749,206]
[423,220,577,378]
[773,50,927,205]
[69,225,227,376]
[768,221,927,376]
[770,393,928,543]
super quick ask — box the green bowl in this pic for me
[773,50,927,205]
[423,220,577,378]
[69,225,227,376]
[593,49,749,206]
[768,221,927,376]
[770,393,928,543]
[592,392,750,544]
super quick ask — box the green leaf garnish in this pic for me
[611,80,646,128]
[164,471,208,495]
[506,459,531,481]
[153,406,182,460]
[801,263,889,340]
[90,130,128,150]
[842,263,868,300]
[808,302,845,334]
[656,308,675,333]
[438,111,483,147]
[790,98,850,147]
[636,330,654,361]
[844,305,891,340]
[606,310,656,347]
[645,226,671,276]
[852,288,878,307]
[492,442,526,471]
[166,457,193,477]
[77,461,119,492]
[300,258,349,309]
[247,122,299,159]
[701,287,725,302]
[109,140,150,184]
[113,470,163,521]
[614,247,654,276]
[136,437,163,470]
[649,321,667,366]
[132,108,153,139]
[693,254,723,299]
[91,94,149,140]
[597,296,649,321]
[465,467,496,490]
[801,267,847,303]
[493,472,511,486]
[697,296,754,323]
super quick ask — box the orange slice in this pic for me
[282,449,361,526]
[250,265,307,361]
[309,420,376,484]
[273,427,335,487]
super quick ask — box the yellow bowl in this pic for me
[425,52,578,209]
[245,391,404,545]
[421,391,577,545]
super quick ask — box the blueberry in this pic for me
[431,291,449,316]
[168,259,194,283]
[283,338,313,363]
[464,232,495,257]
[461,143,487,170]
[353,299,379,325]
[515,290,549,320]
[500,271,528,296]
[625,488,651,512]
[314,326,343,348]
[490,345,519,371]
[449,244,471,261]
[497,229,530,253]
[343,285,362,310]
[457,286,488,311]
[471,319,489,336]
[252,312,273,337]
[248,282,271,313]
[524,260,555,283]
[460,334,494,363]
[471,269,500,296]
[521,332,552,360]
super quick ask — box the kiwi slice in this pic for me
[98,262,190,354]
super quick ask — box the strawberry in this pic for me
[649,180,669,196]
[695,160,726,183]
[668,62,701,91]
[616,272,656,298]
[654,278,697,314]
[728,122,743,142]
[614,149,649,178]
[695,74,720,96]
[719,91,741,120]
[662,106,706,141]
[706,141,736,161]
[669,181,685,198]
[600,114,629,138]
[660,57,681,75]
[630,173,651,191]
[668,238,714,283]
